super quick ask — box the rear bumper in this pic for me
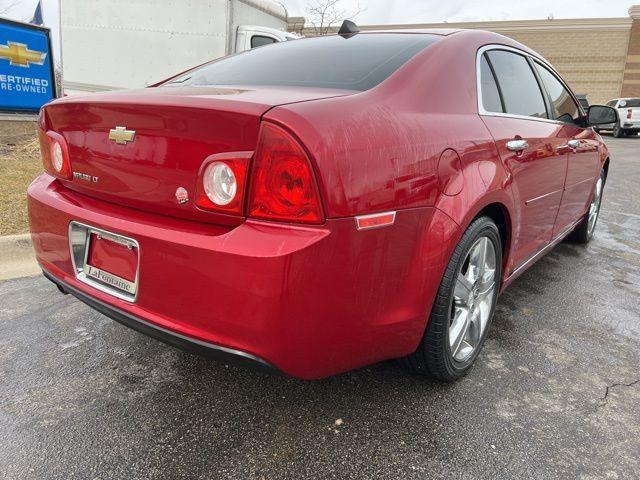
[28,174,458,379]
[42,267,276,372]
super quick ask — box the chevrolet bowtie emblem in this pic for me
[108,126,136,145]
[0,41,46,68]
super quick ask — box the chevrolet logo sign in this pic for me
[108,126,136,145]
[0,41,46,68]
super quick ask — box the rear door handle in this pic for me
[506,139,529,152]
[567,139,580,150]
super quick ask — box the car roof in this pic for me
[340,29,542,61]
[356,28,461,36]
[329,29,539,54]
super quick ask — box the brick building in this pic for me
[289,5,640,104]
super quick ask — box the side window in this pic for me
[607,100,617,107]
[480,54,504,113]
[486,50,547,119]
[251,35,276,49]
[533,62,581,124]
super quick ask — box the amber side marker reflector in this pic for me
[355,211,397,231]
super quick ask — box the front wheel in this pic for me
[570,169,605,243]
[401,216,502,381]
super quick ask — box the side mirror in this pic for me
[587,105,618,126]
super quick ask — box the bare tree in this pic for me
[306,0,363,36]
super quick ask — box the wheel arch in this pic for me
[452,194,515,285]
[470,203,511,278]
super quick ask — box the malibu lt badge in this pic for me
[73,172,99,183]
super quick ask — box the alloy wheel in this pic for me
[449,236,497,362]
[588,176,603,236]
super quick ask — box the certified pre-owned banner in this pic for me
[0,18,56,113]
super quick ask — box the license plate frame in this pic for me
[69,222,140,302]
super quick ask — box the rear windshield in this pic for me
[619,99,640,107]
[165,33,440,91]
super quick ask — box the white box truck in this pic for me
[60,0,297,94]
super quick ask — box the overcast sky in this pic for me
[284,0,637,24]
[3,0,638,27]
[1,0,637,65]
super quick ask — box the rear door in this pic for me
[479,48,567,270]
[532,61,600,236]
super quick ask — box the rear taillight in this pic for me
[39,129,73,180]
[627,108,633,119]
[247,123,324,224]
[195,153,250,215]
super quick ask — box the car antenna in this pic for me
[338,20,359,38]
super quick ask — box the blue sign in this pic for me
[0,18,56,113]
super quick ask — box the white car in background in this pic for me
[601,98,640,137]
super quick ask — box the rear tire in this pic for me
[569,169,605,244]
[401,216,502,381]
[613,123,625,138]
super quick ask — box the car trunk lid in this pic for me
[42,86,352,225]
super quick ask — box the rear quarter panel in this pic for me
[265,31,518,273]
[265,32,515,242]
[265,31,516,217]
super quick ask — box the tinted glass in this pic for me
[619,99,640,107]
[534,62,580,124]
[251,35,276,49]
[166,34,440,91]
[480,54,503,112]
[487,50,547,119]
[607,100,617,107]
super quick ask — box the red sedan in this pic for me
[28,27,617,380]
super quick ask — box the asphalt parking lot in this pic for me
[1,136,639,480]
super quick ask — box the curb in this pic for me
[0,233,33,252]
[0,233,40,281]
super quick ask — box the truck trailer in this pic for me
[60,0,296,94]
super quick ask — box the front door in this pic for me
[531,61,600,236]
[478,49,567,270]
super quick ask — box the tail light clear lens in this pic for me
[51,141,64,172]
[195,154,249,215]
[39,129,73,180]
[203,162,237,206]
[247,122,324,224]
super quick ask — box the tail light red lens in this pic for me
[195,153,250,215]
[39,129,73,180]
[248,123,324,224]
[627,108,632,119]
